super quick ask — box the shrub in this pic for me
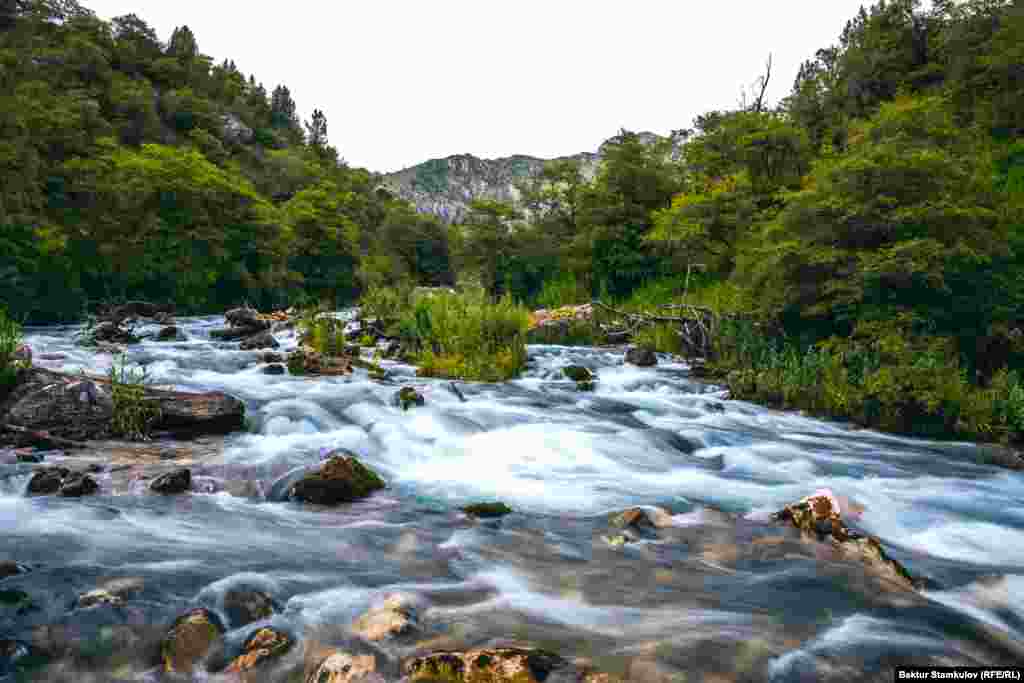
[0,308,24,390]
[108,353,162,440]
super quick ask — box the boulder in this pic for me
[562,365,593,382]
[351,594,418,641]
[150,468,191,494]
[26,467,69,495]
[210,326,264,341]
[288,453,386,505]
[90,321,139,345]
[772,489,923,590]
[307,651,378,683]
[392,387,425,411]
[224,626,293,674]
[225,307,267,330]
[462,502,513,518]
[403,648,578,683]
[76,578,144,609]
[261,352,284,364]
[156,326,179,341]
[161,608,225,674]
[58,471,98,497]
[625,347,657,367]
[263,364,286,376]
[223,588,278,628]
[287,348,352,376]
[239,332,279,350]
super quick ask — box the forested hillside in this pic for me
[0,0,454,322]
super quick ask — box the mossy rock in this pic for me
[562,365,593,382]
[403,647,570,683]
[393,386,426,411]
[462,502,512,518]
[289,454,386,506]
[224,627,293,674]
[161,608,225,674]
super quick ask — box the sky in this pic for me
[83,0,871,174]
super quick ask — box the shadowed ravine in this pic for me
[2,315,1024,682]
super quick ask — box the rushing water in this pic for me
[2,315,1024,681]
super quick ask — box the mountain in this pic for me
[381,132,682,223]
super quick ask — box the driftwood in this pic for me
[592,300,721,357]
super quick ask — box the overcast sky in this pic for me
[84,1,869,174]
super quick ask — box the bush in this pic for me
[363,286,530,382]
[108,354,162,440]
[0,308,23,391]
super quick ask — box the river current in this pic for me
[2,315,1023,681]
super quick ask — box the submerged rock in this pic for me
[150,468,191,494]
[403,647,576,683]
[261,352,284,364]
[772,489,924,590]
[161,607,225,674]
[224,626,293,674]
[562,365,593,382]
[351,594,418,641]
[462,502,513,518]
[223,588,279,628]
[624,347,657,367]
[76,578,144,609]
[263,363,287,375]
[609,506,674,531]
[392,386,425,411]
[307,650,378,683]
[288,453,386,505]
[156,326,179,341]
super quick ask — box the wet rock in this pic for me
[562,365,593,382]
[223,588,278,628]
[609,506,674,530]
[240,331,279,350]
[90,320,140,345]
[211,326,263,340]
[289,453,386,505]
[0,639,32,677]
[0,561,29,580]
[150,468,191,494]
[352,594,418,641]
[772,489,923,590]
[225,307,268,330]
[16,451,43,463]
[263,363,287,375]
[154,311,174,325]
[27,466,70,495]
[403,647,575,683]
[76,578,144,609]
[392,386,425,411]
[262,352,284,364]
[156,326,179,341]
[462,502,513,518]
[57,471,98,497]
[224,626,293,674]
[287,347,352,376]
[625,347,657,367]
[307,650,378,683]
[161,607,225,674]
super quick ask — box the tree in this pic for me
[458,199,522,297]
[167,25,197,61]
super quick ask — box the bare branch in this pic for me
[753,53,773,113]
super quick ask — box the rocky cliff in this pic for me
[381,131,681,223]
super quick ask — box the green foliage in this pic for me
[0,308,24,391]
[107,353,161,440]
[360,286,530,382]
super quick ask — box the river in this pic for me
[2,315,1023,681]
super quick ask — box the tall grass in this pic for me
[394,288,531,382]
[108,353,162,440]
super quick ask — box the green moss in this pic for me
[462,502,513,518]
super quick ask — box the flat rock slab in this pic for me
[0,368,244,441]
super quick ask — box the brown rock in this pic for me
[156,326,179,341]
[306,651,377,683]
[224,626,293,674]
[161,608,224,674]
[352,594,417,641]
[609,506,673,530]
[0,561,28,580]
[289,454,386,506]
[403,647,573,683]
